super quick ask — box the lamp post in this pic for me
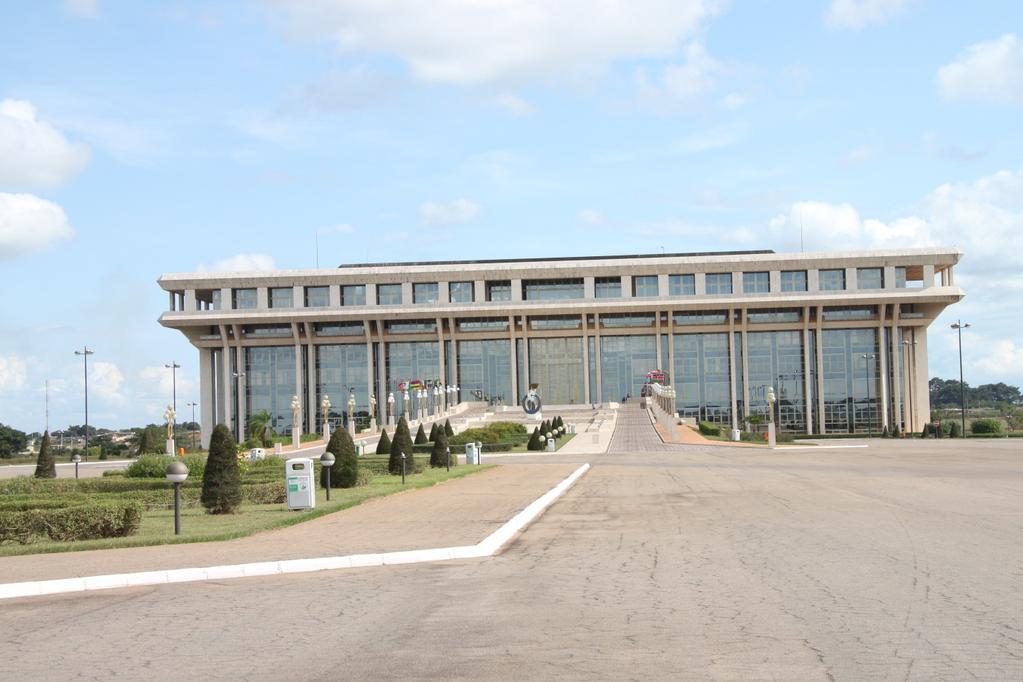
[400,452,406,485]
[165,361,181,434]
[950,320,971,436]
[71,452,81,479]
[321,395,331,441]
[232,371,246,442]
[861,353,878,436]
[165,460,189,535]
[319,451,335,501]
[74,346,94,461]
[186,401,198,451]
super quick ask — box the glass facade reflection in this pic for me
[822,328,879,433]
[317,344,369,431]
[386,342,440,416]
[600,335,656,402]
[523,279,584,300]
[244,346,297,434]
[458,339,512,405]
[529,337,584,405]
[673,333,732,424]
[746,331,806,432]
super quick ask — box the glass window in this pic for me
[529,315,582,330]
[413,282,438,304]
[386,320,437,334]
[672,333,733,425]
[233,288,257,309]
[819,269,845,291]
[457,318,509,332]
[457,339,512,406]
[821,328,880,434]
[377,283,402,305]
[486,281,511,302]
[705,273,733,295]
[669,274,696,296]
[601,336,657,403]
[529,337,584,405]
[743,271,770,294]
[674,311,728,326]
[746,331,806,433]
[747,308,802,323]
[316,344,370,432]
[780,270,807,292]
[857,268,883,289]
[385,342,440,417]
[305,286,330,307]
[314,322,364,336]
[244,346,297,435]
[632,275,659,297]
[523,279,584,300]
[244,324,292,337]
[450,281,474,303]
[823,306,875,321]
[210,290,222,311]
[600,313,656,328]
[269,287,293,309]
[594,277,621,298]
[895,267,907,288]
[341,285,366,306]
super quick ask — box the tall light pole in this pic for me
[861,353,878,436]
[951,320,971,436]
[232,371,246,442]
[165,361,180,436]
[186,401,198,450]
[74,347,94,460]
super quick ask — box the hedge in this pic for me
[0,501,143,544]
[449,422,528,448]
[697,421,721,436]
[971,418,1004,435]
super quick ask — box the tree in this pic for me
[429,428,450,468]
[201,424,242,514]
[34,431,56,478]
[445,419,454,437]
[414,423,428,445]
[526,427,542,451]
[948,420,962,438]
[375,428,392,455]
[428,422,439,442]
[0,423,29,459]
[321,427,358,488]
[135,427,161,457]
[248,410,274,448]
[389,416,415,475]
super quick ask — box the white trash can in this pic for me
[731,429,741,442]
[465,443,478,465]
[546,438,556,452]
[285,458,315,510]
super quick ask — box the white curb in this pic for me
[0,463,590,601]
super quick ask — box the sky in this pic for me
[1,0,1021,433]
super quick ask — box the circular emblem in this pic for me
[521,390,542,415]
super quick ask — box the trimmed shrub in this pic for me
[242,482,287,505]
[321,427,359,488]
[135,426,161,457]
[444,419,454,437]
[127,454,176,478]
[891,423,901,438]
[448,422,529,449]
[389,416,415,475]
[698,421,721,437]
[375,429,392,455]
[948,421,962,438]
[414,424,428,445]
[971,418,1003,435]
[429,422,439,442]
[430,428,450,468]
[880,425,890,438]
[0,501,143,544]
[201,424,242,514]
[34,431,56,479]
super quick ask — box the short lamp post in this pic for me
[401,452,407,485]
[951,320,970,437]
[165,460,189,535]
[319,451,335,501]
[71,452,81,479]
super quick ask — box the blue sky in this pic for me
[1,0,1021,432]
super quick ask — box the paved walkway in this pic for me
[0,464,578,585]
[607,404,680,453]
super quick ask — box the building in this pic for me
[158,248,963,447]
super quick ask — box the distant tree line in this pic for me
[929,378,1022,408]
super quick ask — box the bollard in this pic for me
[446,447,450,472]
[401,452,406,485]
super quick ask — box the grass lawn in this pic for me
[0,464,493,557]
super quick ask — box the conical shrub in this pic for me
[34,431,56,478]
[429,422,439,442]
[202,424,242,514]
[414,423,428,445]
[389,416,415,474]
[375,429,391,455]
[430,428,450,468]
[444,419,454,437]
[321,427,358,488]
[526,427,542,451]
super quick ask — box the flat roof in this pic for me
[337,249,776,269]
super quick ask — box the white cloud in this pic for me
[90,361,125,401]
[269,0,720,86]
[937,34,1023,106]
[842,144,879,166]
[673,123,745,153]
[826,0,908,29]
[634,42,723,111]
[972,337,1023,377]
[490,93,535,117]
[0,192,74,259]
[316,223,354,236]
[0,354,27,391]
[198,254,276,272]
[0,99,90,188]
[578,209,605,225]
[63,0,99,17]
[418,198,481,225]
[139,366,196,405]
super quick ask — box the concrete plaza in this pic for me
[2,408,1021,680]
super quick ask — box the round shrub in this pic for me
[971,418,1003,435]
[201,424,242,514]
[321,427,359,488]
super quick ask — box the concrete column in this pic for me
[769,270,781,294]
[654,312,662,368]
[221,287,231,310]
[802,306,813,435]
[912,328,930,429]
[436,317,445,391]
[878,309,889,430]
[923,264,935,287]
[947,266,955,286]
[584,276,595,299]
[695,273,707,296]
[740,310,750,418]
[184,289,197,313]
[219,325,231,433]
[438,281,449,303]
[593,313,602,401]
[808,269,820,292]
[365,323,378,426]
[233,325,246,441]
[667,310,675,386]
[883,266,896,290]
[621,276,632,298]
[728,308,738,431]
[168,291,175,311]
[845,267,858,290]
[509,315,519,406]
[328,285,341,307]
[657,273,669,297]
[401,282,413,305]
[815,306,826,434]
[293,323,303,436]
[511,278,523,302]
[521,315,530,390]
[305,323,316,435]
[891,311,902,433]
[293,285,303,308]
[581,314,590,402]
[256,288,269,309]
[474,280,486,303]
[199,347,214,448]
[378,322,389,425]
[365,284,377,307]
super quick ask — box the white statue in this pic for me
[164,405,176,439]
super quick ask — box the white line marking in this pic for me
[0,463,590,601]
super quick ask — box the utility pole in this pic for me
[74,347,94,460]
[187,401,198,450]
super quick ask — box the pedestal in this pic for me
[768,422,776,449]
[165,438,175,456]
[323,424,330,443]
[387,415,394,428]
[292,432,300,450]
[347,421,355,436]
[370,418,377,432]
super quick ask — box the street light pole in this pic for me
[861,353,878,437]
[74,346,94,461]
[165,361,181,428]
[232,371,246,442]
[951,321,971,436]
[187,401,198,450]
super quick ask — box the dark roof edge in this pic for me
[337,249,776,269]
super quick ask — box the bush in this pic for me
[891,423,901,438]
[444,419,454,437]
[430,428,450,468]
[241,482,287,505]
[880,425,890,438]
[527,427,543,451]
[414,424,428,445]
[375,429,392,455]
[0,501,142,544]
[202,424,242,514]
[321,428,359,488]
[948,421,962,438]
[127,454,175,478]
[698,421,721,437]
[971,418,1003,435]
[429,422,439,442]
[389,416,415,475]
[448,422,529,449]
[34,431,56,479]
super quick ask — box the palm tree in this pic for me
[248,410,275,448]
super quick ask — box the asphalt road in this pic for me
[0,459,132,479]
[3,410,1022,680]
